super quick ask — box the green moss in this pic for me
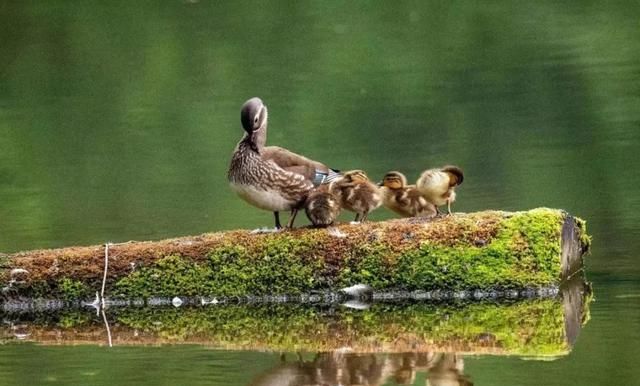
[207,238,324,296]
[111,210,573,297]
[114,255,215,298]
[114,235,325,298]
[338,242,396,288]
[574,217,592,251]
[57,278,90,300]
[338,209,565,290]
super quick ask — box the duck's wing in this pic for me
[262,146,340,185]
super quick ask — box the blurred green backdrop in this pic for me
[0,1,639,385]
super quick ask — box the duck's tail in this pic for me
[313,168,342,186]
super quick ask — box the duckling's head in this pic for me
[342,170,370,183]
[240,97,268,134]
[441,165,464,186]
[380,171,407,189]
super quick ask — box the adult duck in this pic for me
[228,97,339,229]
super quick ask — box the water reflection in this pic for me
[250,352,470,386]
[1,277,591,358]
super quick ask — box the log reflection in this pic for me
[1,276,591,357]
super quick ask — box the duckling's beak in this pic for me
[377,181,383,187]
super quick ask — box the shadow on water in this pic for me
[1,276,591,358]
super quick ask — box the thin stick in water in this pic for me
[101,243,110,307]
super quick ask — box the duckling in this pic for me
[379,171,437,218]
[304,185,341,227]
[228,97,340,229]
[416,165,464,215]
[330,170,381,222]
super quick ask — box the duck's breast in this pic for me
[230,182,297,211]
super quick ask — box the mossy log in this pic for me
[0,208,590,300]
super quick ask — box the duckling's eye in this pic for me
[254,116,259,124]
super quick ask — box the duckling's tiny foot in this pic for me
[250,227,282,234]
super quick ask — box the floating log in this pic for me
[0,208,590,300]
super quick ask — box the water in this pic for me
[1,1,639,385]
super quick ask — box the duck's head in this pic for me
[342,170,370,183]
[380,171,407,189]
[240,97,268,134]
[441,165,464,186]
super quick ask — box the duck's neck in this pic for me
[244,123,267,153]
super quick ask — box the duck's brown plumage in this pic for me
[304,184,341,227]
[228,97,337,228]
[329,170,381,222]
[380,171,437,218]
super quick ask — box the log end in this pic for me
[560,213,591,280]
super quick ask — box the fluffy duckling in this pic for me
[330,170,381,222]
[379,171,437,218]
[416,165,464,215]
[304,185,341,227]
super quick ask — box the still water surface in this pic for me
[1,1,639,385]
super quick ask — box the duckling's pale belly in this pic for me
[230,182,296,211]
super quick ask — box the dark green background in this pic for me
[1,1,638,385]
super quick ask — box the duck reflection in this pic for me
[250,352,472,386]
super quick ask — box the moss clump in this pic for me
[339,209,564,290]
[574,217,592,251]
[337,242,396,288]
[114,235,324,298]
[114,255,213,298]
[206,239,324,296]
[405,209,561,289]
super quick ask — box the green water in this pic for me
[1,1,639,385]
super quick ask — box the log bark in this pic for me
[0,208,591,300]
